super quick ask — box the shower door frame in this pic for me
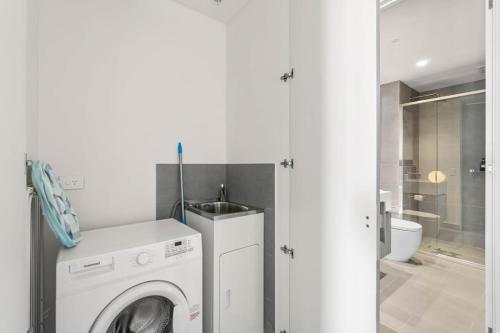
[400,89,486,260]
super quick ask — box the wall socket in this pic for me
[59,175,85,190]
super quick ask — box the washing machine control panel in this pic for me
[165,238,193,259]
[127,238,196,269]
[135,252,151,266]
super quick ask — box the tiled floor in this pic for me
[381,324,398,333]
[380,252,485,333]
[420,236,485,265]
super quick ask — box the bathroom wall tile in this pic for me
[381,142,400,165]
[437,229,464,243]
[415,195,438,215]
[462,205,485,231]
[417,218,439,238]
[461,101,486,237]
[462,177,486,208]
[380,162,402,211]
[381,82,404,210]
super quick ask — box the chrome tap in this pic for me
[218,184,227,202]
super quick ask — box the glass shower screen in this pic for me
[401,90,486,264]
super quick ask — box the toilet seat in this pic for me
[391,218,421,232]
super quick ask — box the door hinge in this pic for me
[489,327,493,333]
[280,245,294,259]
[280,158,294,169]
[280,68,294,82]
[490,0,493,9]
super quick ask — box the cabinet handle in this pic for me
[225,289,231,309]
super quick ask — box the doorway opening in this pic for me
[379,0,486,332]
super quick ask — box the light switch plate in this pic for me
[59,175,85,190]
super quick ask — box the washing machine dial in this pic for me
[136,252,150,266]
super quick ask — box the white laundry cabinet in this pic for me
[186,210,264,333]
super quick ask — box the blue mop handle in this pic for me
[178,143,187,224]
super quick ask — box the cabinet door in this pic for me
[219,245,261,333]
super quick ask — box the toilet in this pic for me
[386,217,422,262]
[380,189,423,262]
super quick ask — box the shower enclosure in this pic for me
[400,86,486,264]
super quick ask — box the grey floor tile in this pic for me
[380,253,485,333]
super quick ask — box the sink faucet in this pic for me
[218,184,227,202]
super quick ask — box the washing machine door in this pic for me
[90,281,190,333]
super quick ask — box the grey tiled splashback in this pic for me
[156,164,226,220]
[156,163,275,333]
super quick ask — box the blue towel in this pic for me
[31,161,82,248]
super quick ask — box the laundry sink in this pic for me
[193,202,249,214]
[187,201,263,221]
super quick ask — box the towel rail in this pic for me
[28,188,44,333]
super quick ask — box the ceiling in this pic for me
[173,0,484,91]
[380,0,485,91]
[171,0,251,23]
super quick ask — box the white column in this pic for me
[290,0,379,331]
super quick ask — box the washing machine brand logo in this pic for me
[190,304,201,321]
[84,261,101,268]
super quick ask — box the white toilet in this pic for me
[386,217,422,262]
[380,189,422,262]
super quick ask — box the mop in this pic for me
[178,142,187,224]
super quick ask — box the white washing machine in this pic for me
[56,219,202,333]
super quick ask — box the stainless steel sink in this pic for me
[187,201,263,221]
[193,202,249,214]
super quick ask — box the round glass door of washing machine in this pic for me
[90,281,190,333]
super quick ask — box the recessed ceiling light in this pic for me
[416,59,431,68]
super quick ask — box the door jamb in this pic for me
[486,0,496,330]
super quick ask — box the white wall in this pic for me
[38,0,226,229]
[0,0,30,330]
[27,0,38,160]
